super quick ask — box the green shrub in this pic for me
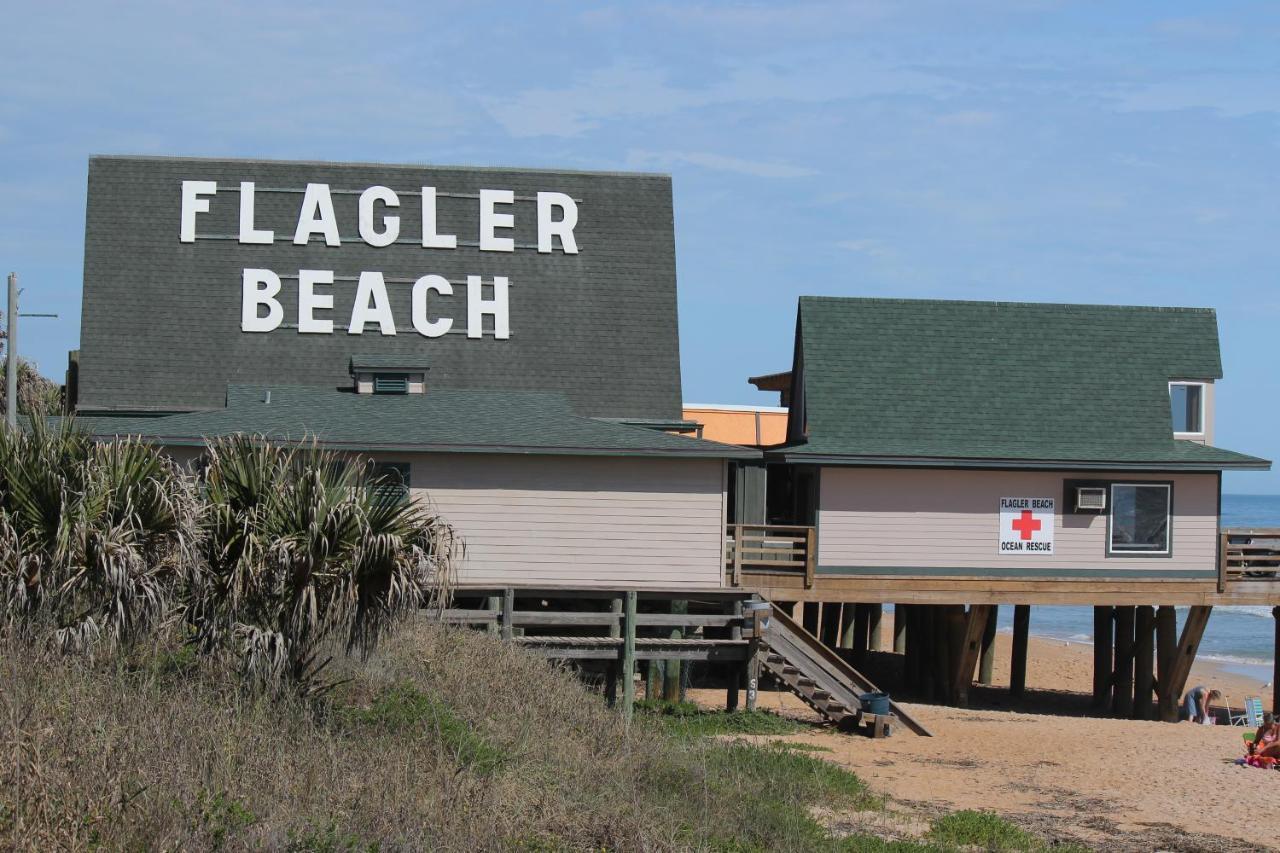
[636,699,802,737]
[928,809,1038,851]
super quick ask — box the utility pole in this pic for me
[6,273,16,428]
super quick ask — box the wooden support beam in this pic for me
[726,599,743,711]
[1274,607,1280,716]
[1113,605,1135,718]
[820,602,841,648]
[838,602,856,649]
[486,595,500,635]
[1134,605,1155,720]
[501,588,515,642]
[663,600,686,702]
[978,605,998,686]
[868,604,884,652]
[621,591,637,724]
[932,605,951,703]
[646,660,663,701]
[606,595,622,707]
[893,604,907,654]
[1166,605,1212,715]
[852,604,871,664]
[1156,605,1178,722]
[1091,606,1113,709]
[953,604,993,706]
[746,606,764,711]
[1010,604,1030,699]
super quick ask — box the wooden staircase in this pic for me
[758,602,932,736]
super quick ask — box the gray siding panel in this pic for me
[818,468,1218,575]
[400,454,726,588]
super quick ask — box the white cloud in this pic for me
[484,58,961,138]
[835,238,893,258]
[626,149,817,178]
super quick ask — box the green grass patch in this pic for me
[635,699,802,737]
[765,740,833,753]
[928,810,1038,851]
[338,683,506,775]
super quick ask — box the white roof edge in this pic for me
[683,403,789,414]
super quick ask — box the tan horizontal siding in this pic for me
[394,453,726,589]
[818,468,1218,573]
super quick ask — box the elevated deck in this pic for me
[726,524,1280,606]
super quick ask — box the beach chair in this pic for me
[1229,696,1265,728]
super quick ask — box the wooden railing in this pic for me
[725,524,816,589]
[1218,528,1280,591]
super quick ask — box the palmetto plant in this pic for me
[0,422,459,689]
[196,436,458,689]
[0,417,201,652]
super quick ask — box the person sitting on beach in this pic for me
[1248,712,1279,758]
[1180,685,1221,723]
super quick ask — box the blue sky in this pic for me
[4,1,1279,491]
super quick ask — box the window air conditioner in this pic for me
[1075,486,1107,512]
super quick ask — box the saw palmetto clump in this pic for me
[0,418,201,653]
[195,436,458,690]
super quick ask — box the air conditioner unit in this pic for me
[1075,486,1107,512]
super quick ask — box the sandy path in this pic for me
[684,629,1279,849]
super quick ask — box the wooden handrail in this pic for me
[1220,528,1280,586]
[725,524,817,585]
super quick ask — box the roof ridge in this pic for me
[798,295,1217,314]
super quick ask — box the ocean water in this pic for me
[983,494,1279,685]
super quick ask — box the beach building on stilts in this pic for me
[60,155,1278,734]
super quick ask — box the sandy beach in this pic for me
[690,626,1279,850]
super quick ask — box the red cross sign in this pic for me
[999,497,1054,555]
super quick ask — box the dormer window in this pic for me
[1169,381,1205,436]
[349,355,429,395]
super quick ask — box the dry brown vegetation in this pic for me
[0,623,905,851]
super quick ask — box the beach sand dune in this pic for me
[688,629,1279,849]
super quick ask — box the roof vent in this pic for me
[350,355,429,395]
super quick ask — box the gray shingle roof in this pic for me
[349,355,431,372]
[82,386,758,459]
[777,296,1269,470]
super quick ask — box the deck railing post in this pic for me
[731,523,743,586]
[804,527,817,589]
[486,595,500,636]
[1218,530,1229,593]
[745,605,764,711]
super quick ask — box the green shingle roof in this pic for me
[777,297,1269,470]
[82,386,758,459]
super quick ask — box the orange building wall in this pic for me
[683,406,788,447]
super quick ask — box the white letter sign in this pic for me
[180,180,216,243]
[479,189,514,252]
[467,275,510,339]
[537,191,579,254]
[241,268,283,332]
[421,186,457,249]
[238,182,275,245]
[294,184,341,246]
[412,274,453,337]
[297,269,334,333]
[358,186,400,247]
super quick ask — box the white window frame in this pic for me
[1107,482,1172,557]
[1169,381,1206,439]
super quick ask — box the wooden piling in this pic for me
[726,598,743,711]
[1113,606,1135,718]
[1134,605,1155,720]
[606,595,623,707]
[893,604,907,654]
[853,604,871,663]
[663,600,686,702]
[1165,606,1212,719]
[1155,605,1178,721]
[1091,606,1113,709]
[954,605,993,706]
[486,595,501,636]
[1274,607,1280,716]
[838,602,857,649]
[621,591,637,723]
[978,605,998,686]
[868,604,884,652]
[501,588,515,642]
[820,602,842,648]
[1010,604,1030,699]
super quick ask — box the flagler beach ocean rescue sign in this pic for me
[999,497,1055,554]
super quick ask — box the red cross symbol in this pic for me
[1011,510,1041,541]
